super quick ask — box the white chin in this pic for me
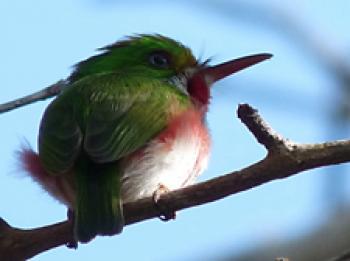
[167,74,189,95]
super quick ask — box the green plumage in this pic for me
[40,74,189,241]
[75,154,123,242]
[69,34,195,82]
[39,35,193,242]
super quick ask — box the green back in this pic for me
[39,72,190,174]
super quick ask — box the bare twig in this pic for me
[275,258,290,261]
[327,249,350,261]
[237,103,290,151]
[0,80,67,114]
[1,104,350,260]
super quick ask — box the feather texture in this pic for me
[20,34,212,243]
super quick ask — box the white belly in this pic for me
[120,123,210,203]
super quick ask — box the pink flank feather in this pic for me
[19,146,75,207]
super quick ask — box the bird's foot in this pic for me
[66,209,78,249]
[152,184,176,221]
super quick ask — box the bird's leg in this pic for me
[152,184,176,221]
[66,209,78,249]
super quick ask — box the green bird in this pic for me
[20,34,271,243]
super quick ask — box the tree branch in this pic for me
[0,80,67,114]
[1,103,350,260]
[328,248,350,261]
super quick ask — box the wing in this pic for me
[83,73,188,163]
[39,72,189,174]
[39,94,83,175]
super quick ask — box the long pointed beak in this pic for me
[200,53,272,85]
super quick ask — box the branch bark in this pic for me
[328,249,350,261]
[1,103,350,261]
[0,80,67,113]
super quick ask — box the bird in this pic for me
[20,34,272,243]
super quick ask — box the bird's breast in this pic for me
[120,109,210,203]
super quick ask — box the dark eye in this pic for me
[149,52,170,68]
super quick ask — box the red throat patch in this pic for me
[187,74,210,106]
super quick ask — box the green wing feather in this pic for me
[40,73,189,171]
[84,89,171,163]
[38,72,189,242]
[39,96,82,175]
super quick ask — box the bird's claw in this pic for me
[152,184,176,221]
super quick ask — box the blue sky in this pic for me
[1,1,350,260]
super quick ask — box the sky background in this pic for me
[1,0,350,260]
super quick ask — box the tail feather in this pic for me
[19,146,124,242]
[75,157,124,243]
[19,146,51,185]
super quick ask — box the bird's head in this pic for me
[70,34,271,107]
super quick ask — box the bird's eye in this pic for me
[149,52,170,68]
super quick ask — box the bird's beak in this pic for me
[199,53,272,86]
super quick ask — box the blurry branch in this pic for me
[219,200,350,261]
[329,249,350,261]
[1,103,350,260]
[201,0,350,74]
[0,80,67,114]
[201,0,350,118]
